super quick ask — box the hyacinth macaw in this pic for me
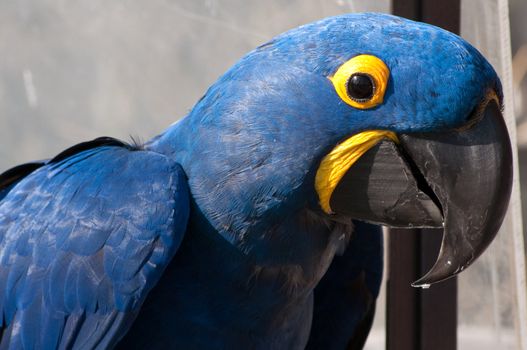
[0,12,512,349]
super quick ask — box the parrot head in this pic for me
[154,13,512,286]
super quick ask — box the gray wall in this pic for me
[0,0,388,167]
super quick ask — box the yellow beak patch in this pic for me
[315,130,399,214]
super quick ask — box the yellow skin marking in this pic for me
[315,131,399,214]
[316,54,394,214]
[329,54,389,109]
[317,73,497,214]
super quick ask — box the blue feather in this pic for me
[0,143,189,347]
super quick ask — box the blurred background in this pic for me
[0,0,388,162]
[0,0,526,349]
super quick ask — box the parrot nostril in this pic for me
[457,104,483,132]
[457,89,501,132]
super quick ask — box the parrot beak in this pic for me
[325,97,513,286]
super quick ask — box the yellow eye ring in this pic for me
[329,54,390,109]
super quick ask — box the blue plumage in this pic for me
[307,222,383,349]
[0,12,501,349]
[0,143,189,348]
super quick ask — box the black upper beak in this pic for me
[330,99,513,286]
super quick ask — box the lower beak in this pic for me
[327,99,513,286]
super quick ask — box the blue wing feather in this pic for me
[0,143,189,348]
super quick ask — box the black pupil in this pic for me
[347,74,374,101]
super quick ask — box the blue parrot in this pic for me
[0,13,512,349]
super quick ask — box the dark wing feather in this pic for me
[306,221,383,350]
[0,142,189,349]
[0,161,46,200]
[0,137,134,201]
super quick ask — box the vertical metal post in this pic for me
[387,1,460,349]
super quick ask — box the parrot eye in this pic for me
[330,54,390,109]
[347,73,375,102]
